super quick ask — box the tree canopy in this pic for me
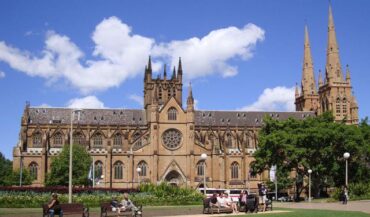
[46,144,92,186]
[251,112,370,199]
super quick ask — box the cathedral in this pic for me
[12,4,358,188]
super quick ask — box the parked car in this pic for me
[267,192,293,202]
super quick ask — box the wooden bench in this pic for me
[43,203,89,217]
[202,198,233,214]
[100,202,142,217]
[257,198,273,212]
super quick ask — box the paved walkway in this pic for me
[274,200,370,214]
[153,210,290,217]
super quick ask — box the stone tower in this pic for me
[144,56,183,110]
[295,25,319,112]
[296,4,359,124]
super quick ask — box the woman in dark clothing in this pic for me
[48,193,63,217]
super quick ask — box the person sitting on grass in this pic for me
[48,193,63,217]
[120,193,141,216]
[225,193,238,213]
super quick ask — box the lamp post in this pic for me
[343,152,350,187]
[308,169,312,202]
[136,167,142,186]
[201,153,207,196]
[69,109,82,204]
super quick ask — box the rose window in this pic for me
[162,129,182,150]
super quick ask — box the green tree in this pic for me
[46,144,92,186]
[251,112,369,200]
[0,152,13,185]
[3,169,33,186]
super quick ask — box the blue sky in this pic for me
[0,0,369,159]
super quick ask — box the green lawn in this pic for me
[225,208,370,217]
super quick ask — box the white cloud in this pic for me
[153,24,265,79]
[67,96,105,109]
[240,86,295,112]
[0,71,5,78]
[129,94,144,106]
[0,17,264,93]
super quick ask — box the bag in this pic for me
[53,205,61,214]
[111,200,119,208]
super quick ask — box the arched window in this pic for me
[95,161,103,179]
[168,107,177,120]
[29,162,38,180]
[231,162,239,179]
[226,133,233,148]
[93,133,103,147]
[137,161,147,177]
[53,132,63,146]
[114,161,123,179]
[73,132,84,145]
[197,161,205,176]
[33,132,42,147]
[113,133,122,146]
[342,98,347,114]
[336,98,341,116]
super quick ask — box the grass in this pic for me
[225,208,370,217]
[1,206,369,217]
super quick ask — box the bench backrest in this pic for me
[60,203,84,213]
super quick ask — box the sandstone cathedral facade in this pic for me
[13,4,358,188]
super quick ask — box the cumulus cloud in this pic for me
[0,16,264,93]
[129,94,144,106]
[0,71,5,78]
[154,24,265,79]
[240,86,295,112]
[67,96,106,109]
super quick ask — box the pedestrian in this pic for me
[342,185,348,205]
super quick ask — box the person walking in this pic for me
[342,186,349,205]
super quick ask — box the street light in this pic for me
[308,169,312,202]
[343,152,350,187]
[136,167,142,185]
[68,109,82,204]
[201,153,207,196]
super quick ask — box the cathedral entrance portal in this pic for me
[165,170,183,186]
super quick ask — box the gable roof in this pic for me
[194,110,315,127]
[28,107,147,125]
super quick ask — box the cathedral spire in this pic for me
[346,64,351,83]
[147,56,152,72]
[301,25,316,95]
[326,3,343,82]
[187,82,194,111]
[172,66,176,80]
[318,70,323,86]
[177,57,183,81]
[163,64,167,80]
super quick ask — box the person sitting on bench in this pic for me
[209,193,219,208]
[119,193,141,215]
[47,193,63,217]
[225,193,238,213]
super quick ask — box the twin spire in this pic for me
[299,3,350,96]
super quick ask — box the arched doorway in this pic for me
[165,170,183,186]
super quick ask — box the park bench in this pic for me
[256,198,273,212]
[100,202,143,217]
[202,198,233,214]
[42,203,89,217]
